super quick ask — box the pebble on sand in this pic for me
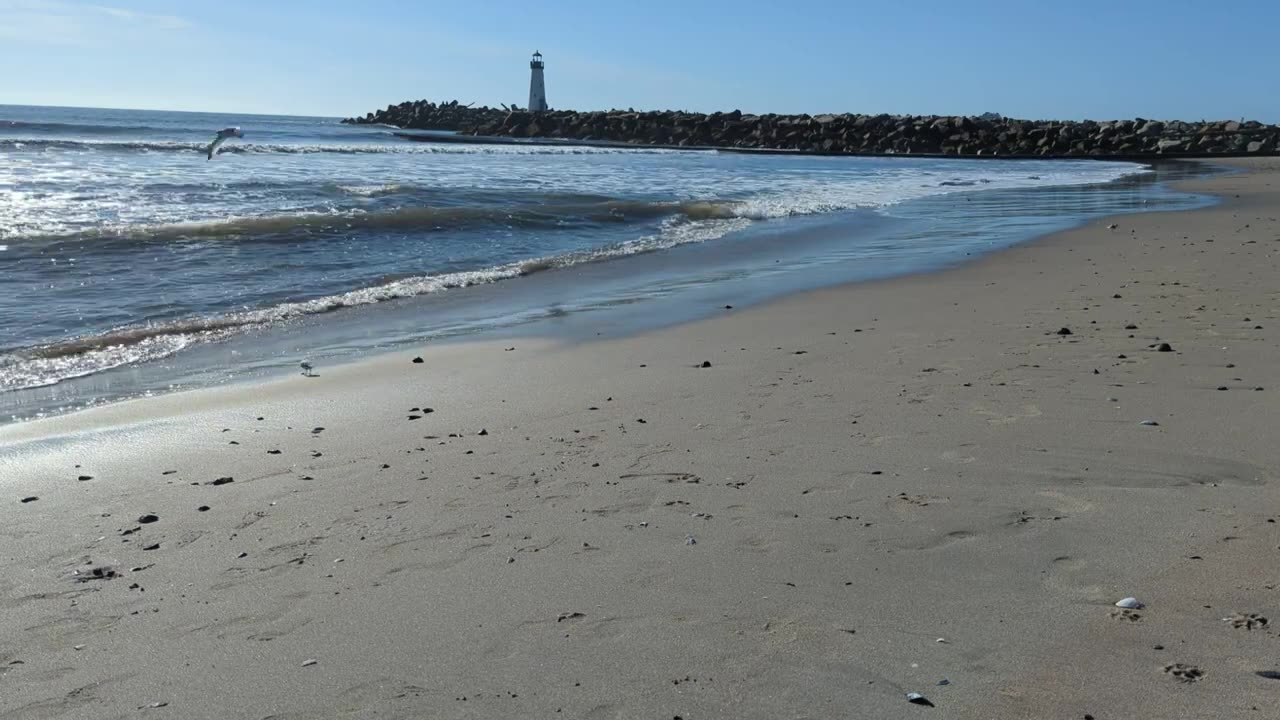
[208,477,234,486]
[1155,342,1174,352]
[1056,327,1073,336]
[137,514,159,524]
[1115,597,1144,609]
[412,357,424,364]
[685,535,697,545]
[301,659,318,667]
[700,361,712,368]
[1139,420,1160,426]
[77,475,93,481]
[20,496,38,503]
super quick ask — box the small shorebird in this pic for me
[300,361,315,377]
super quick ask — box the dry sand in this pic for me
[2,159,1278,719]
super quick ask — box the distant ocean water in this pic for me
[0,105,1210,421]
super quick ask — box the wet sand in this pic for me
[2,158,1277,719]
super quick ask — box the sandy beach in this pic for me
[2,158,1277,719]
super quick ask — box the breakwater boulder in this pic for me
[343,101,1280,157]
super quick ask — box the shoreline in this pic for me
[2,159,1208,426]
[2,159,1277,718]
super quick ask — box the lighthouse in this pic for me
[528,51,548,112]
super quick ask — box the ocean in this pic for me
[0,105,1211,422]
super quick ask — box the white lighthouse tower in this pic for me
[528,51,548,112]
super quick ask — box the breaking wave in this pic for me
[0,213,749,391]
[0,137,711,156]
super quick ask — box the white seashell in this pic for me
[905,692,934,707]
[1115,597,1144,609]
[1139,420,1159,426]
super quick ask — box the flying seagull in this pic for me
[207,127,244,160]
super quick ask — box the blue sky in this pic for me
[1,0,1277,121]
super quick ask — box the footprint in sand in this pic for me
[1031,448,1271,489]
[1042,555,1108,602]
[1223,612,1268,631]
[939,447,977,464]
[971,402,1042,425]
[1163,663,1204,683]
[1109,608,1143,622]
[879,528,975,552]
[1035,490,1095,514]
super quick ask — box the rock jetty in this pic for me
[344,100,1280,157]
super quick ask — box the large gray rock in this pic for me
[1138,120,1165,136]
[341,99,1280,157]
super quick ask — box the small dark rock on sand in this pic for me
[1056,327,1073,335]
[208,477,234,486]
[78,475,93,481]
[700,361,712,368]
[478,428,489,436]
[412,357,424,364]
[137,514,159,524]
[197,506,210,512]
[20,496,38,503]
[1156,343,1174,352]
